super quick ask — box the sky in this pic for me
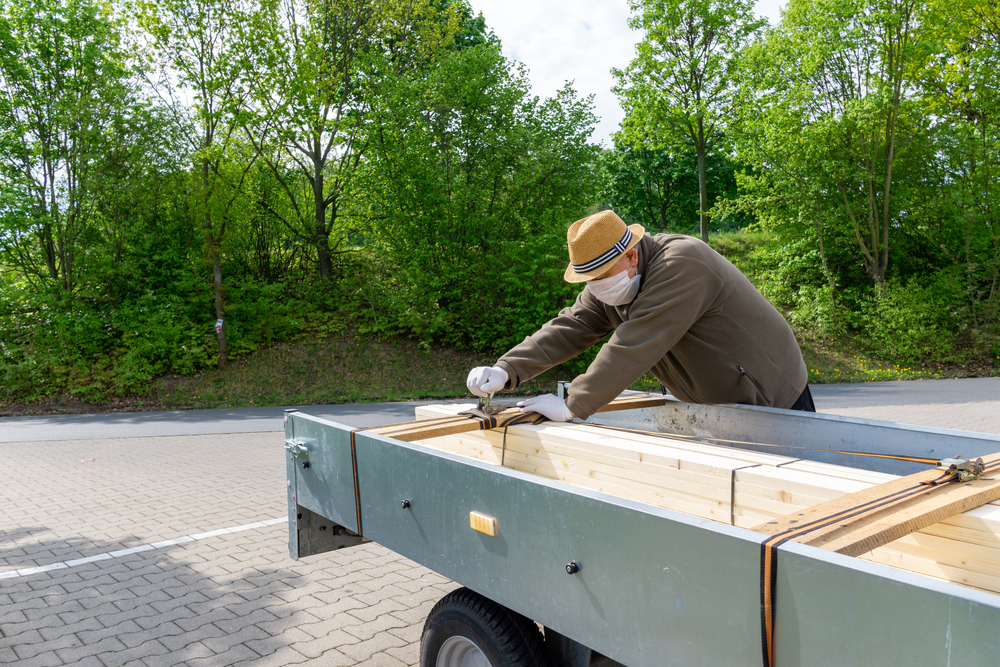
[468,0,786,147]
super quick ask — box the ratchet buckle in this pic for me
[476,394,507,416]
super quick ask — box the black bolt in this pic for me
[566,561,581,575]
[302,461,310,469]
[401,499,411,509]
[319,525,327,531]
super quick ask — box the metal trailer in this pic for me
[284,395,1000,667]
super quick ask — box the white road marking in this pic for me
[0,516,287,580]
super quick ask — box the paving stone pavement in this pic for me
[3,401,999,667]
[818,400,1000,435]
[1,433,458,666]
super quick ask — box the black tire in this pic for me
[420,587,555,667]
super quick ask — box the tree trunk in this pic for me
[316,230,333,278]
[696,117,708,243]
[313,154,332,279]
[813,208,838,326]
[203,154,227,368]
[212,242,227,368]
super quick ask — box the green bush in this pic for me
[858,278,957,363]
[788,284,843,338]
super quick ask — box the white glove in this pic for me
[466,366,509,398]
[517,394,574,422]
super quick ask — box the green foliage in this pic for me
[361,42,601,353]
[3,0,1000,412]
[0,0,140,294]
[600,141,752,234]
[857,279,957,363]
[734,0,934,287]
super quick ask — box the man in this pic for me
[466,209,813,421]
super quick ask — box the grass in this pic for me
[0,333,572,416]
[153,333,581,410]
[2,320,995,418]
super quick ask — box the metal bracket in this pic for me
[475,401,506,416]
[294,505,367,558]
[557,380,571,400]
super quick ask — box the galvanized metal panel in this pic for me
[353,429,765,667]
[774,541,1000,666]
[592,398,1000,476]
[285,412,360,533]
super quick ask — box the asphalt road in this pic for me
[2,376,998,443]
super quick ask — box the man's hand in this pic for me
[466,366,509,398]
[517,394,574,422]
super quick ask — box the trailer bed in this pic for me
[285,400,1000,667]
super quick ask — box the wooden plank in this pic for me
[416,404,796,469]
[752,453,1000,557]
[592,393,668,412]
[370,393,667,442]
[885,532,1000,573]
[863,546,1000,595]
[424,432,737,524]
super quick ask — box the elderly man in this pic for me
[466,209,813,422]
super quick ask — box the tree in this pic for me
[363,42,600,349]
[0,0,136,294]
[600,140,748,233]
[612,0,764,242]
[136,0,259,367]
[238,0,460,280]
[737,0,929,289]
[917,0,1000,329]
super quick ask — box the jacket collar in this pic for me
[636,232,652,279]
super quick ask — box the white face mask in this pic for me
[587,270,641,306]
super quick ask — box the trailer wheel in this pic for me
[421,588,553,667]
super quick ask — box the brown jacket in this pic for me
[496,233,808,419]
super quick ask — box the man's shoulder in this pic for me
[646,233,720,264]
[649,232,709,248]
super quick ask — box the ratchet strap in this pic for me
[456,406,548,430]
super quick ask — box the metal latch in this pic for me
[937,456,986,482]
[285,440,309,457]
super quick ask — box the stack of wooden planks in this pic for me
[410,403,1000,596]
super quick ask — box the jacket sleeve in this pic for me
[564,255,725,419]
[496,290,614,389]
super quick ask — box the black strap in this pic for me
[349,428,365,537]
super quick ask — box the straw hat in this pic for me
[563,210,645,283]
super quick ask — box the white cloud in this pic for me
[470,0,635,147]
[468,0,786,147]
